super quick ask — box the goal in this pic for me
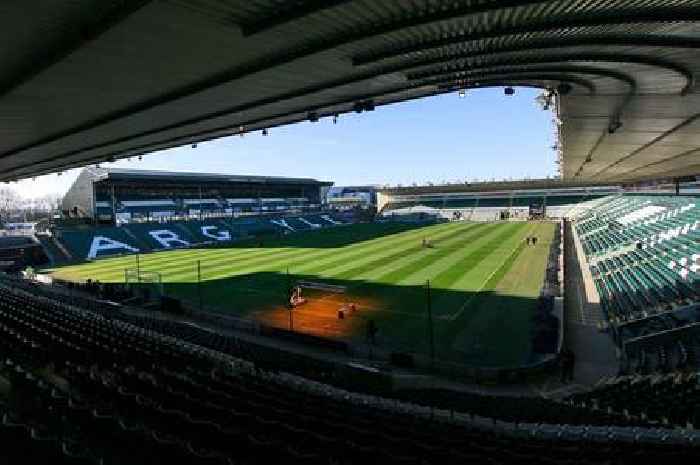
[124,268,163,300]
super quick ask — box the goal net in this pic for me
[296,280,347,294]
[124,268,163,300]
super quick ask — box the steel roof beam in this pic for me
[354,24,700,66]
[405,53,690,94]
[588,113,700,179]
[413,64,635,91]
[611,147,700,179]
[417,70,597,94]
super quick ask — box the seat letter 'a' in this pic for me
[88,236,139,259]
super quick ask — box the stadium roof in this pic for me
[379,178,621,195]
[2,1,700,183]
[92,168,331,186]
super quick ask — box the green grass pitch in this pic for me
[49,220,555,367]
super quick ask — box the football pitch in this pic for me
[49,220,555,367]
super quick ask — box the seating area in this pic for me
[52,212,352,261]
[574,195,699,325]
[98,196,316,220]
[567,371,700,428]
[0,278,698,464]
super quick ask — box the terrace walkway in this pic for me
[533,220,619,398]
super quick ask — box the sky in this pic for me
[11,87,556,198]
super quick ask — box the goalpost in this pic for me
[124,268,164,300]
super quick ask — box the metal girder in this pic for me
[448,72,597,95]
[572,90,638,179]
[426,70,597,94]
[414,64,635,91]
[353,11,700,66]
[620,147,700,178]
[0,0,154,100]
[588,113,700,179]
[405,53,690,93]
[354,34,700,67]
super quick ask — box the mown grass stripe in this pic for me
[84,223,448,281]
[192,222,462,282]
[372,223,497,284]
[307,223,476,279]
[196,222,460,282]
[448,228,532,322]
[325,225,472,281]
[280,222,466,275]
[431,223,525,290]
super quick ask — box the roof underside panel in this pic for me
[1,0,700,182]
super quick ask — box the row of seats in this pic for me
[109,311,632,427]
[575,195,699,330]
[577,196,698,257]
[567,371,700,427]
[0,279,698,463]
[54,212,352,260]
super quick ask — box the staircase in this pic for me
[35,234,72,265]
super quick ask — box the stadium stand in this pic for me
[53,213,352,261]
[0,276,698,465]
[572,195,700,374]
[62,168,331,225]
[567,371,700,428]
[0,236,48,271]
[576,195,699,322]
[380,184,618,221]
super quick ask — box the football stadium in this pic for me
[1,2,700,464]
